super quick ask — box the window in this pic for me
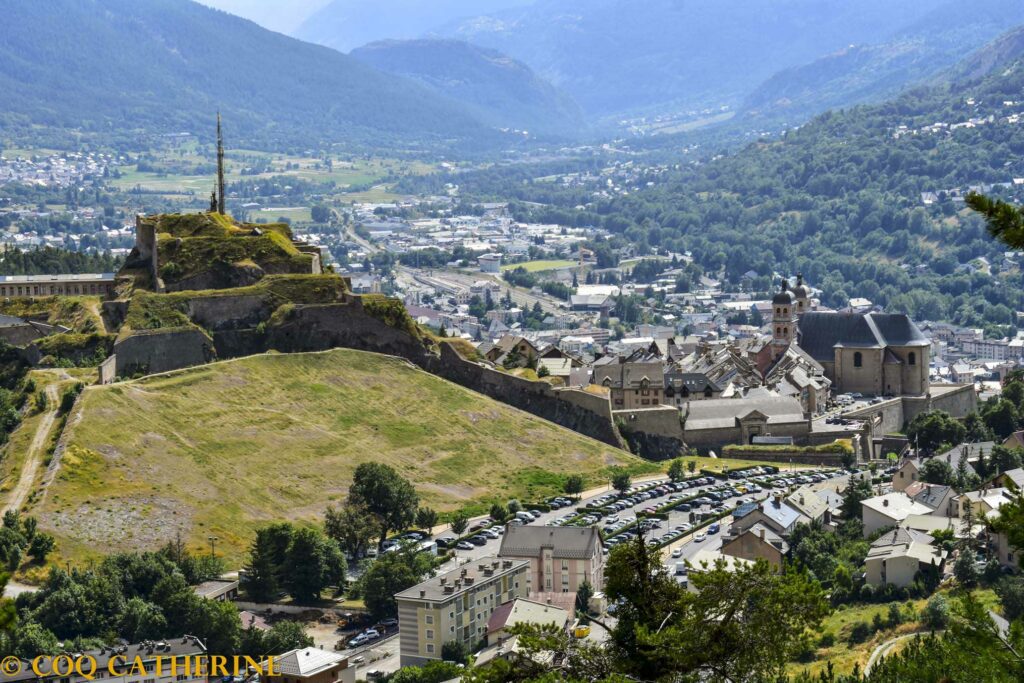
[562,560,569,570]
[426,644,435,654]
[776,327,781,335]
[909,352,916,366]
[854,352,863,368]
[426,629,434,639]
[425,614,433,624]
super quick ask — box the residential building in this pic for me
[260,648,355,683]
[720,523,789,571]
[591,349,666,410]
[395,557,530,667]
[732,495,809,537]
[486,598,570,646]
[498,526,604,593]
[905,482,957,517]
[861,492,933,537]
[864,528,946,588]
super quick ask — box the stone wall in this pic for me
[614,406,685,460]
[719,446,846,466]
[112,328,216,377]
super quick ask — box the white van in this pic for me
[515,511,535,523]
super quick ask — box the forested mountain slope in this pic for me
[0,0,494,150]
[408,39,1024,332]
[351,39,584,137]
[742,0,1024,121]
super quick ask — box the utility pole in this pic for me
[216,112,225,214]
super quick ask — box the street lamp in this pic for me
[208,535,219,558]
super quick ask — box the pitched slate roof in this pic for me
[684,395,806,431]
[797,311,929,363]
[499,526,602,560]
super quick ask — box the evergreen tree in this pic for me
[242,528,280,603]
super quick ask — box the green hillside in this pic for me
[37,349,652,563]
[0,0,494,150]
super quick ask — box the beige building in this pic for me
[0,273,116,298]
[797,311,930,396]
[486,597,570,645]
[395,557,529,667]
[592,349,666,409]
[861,492,933,537]
[498,525,604,593]
[720,523,788,572]
[864,528,946,588]
[261,648,355,683]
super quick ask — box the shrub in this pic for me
[871,612,885,632]
[887,602,903,627]
[848,622,871,644]
[817,632,835,648]
[923,594,950,630]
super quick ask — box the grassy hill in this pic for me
[38,349,653,563]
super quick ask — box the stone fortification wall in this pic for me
[613,406,685,460]
[719,447,846,467]
[112,328,215,377]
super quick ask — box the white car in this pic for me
[694,532,707,542]
[671,547,683,558]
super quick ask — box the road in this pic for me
[3,382,61,513]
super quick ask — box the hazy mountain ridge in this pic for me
[741,0,1024,121]
[295,0,534,52]
[351,39,585,137]
[433,0,958,117]
[0,0,497,150]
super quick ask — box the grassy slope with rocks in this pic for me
[37,348,655,564]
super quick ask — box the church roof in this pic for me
[797,311,929,362]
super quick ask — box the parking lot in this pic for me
[437,466,846,571]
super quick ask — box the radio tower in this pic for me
[216,112,225,214]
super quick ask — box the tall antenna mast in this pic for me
[216,112,225,214]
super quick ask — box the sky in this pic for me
[198,0,333,34]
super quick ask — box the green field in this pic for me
[501,259,578,273]
[37,349,650,563]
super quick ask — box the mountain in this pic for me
[197,0,332,34]
[951,24,1024,83]
[351,39,585,136]
[435,0,964,118]
[0,0,495,150]
[742,0,1024,121]
[295,0,534,53]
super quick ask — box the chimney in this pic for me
[883,499,889,507]
[759,528,765,541]
[419,590,426,598]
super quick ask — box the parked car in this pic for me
[469,535,488,546]
[456,541,474,550]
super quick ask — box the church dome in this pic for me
[773,279,795,305]
[791,273,810,299]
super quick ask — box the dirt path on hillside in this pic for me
[2,383,61,513]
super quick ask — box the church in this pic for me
[769,276,931,397]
